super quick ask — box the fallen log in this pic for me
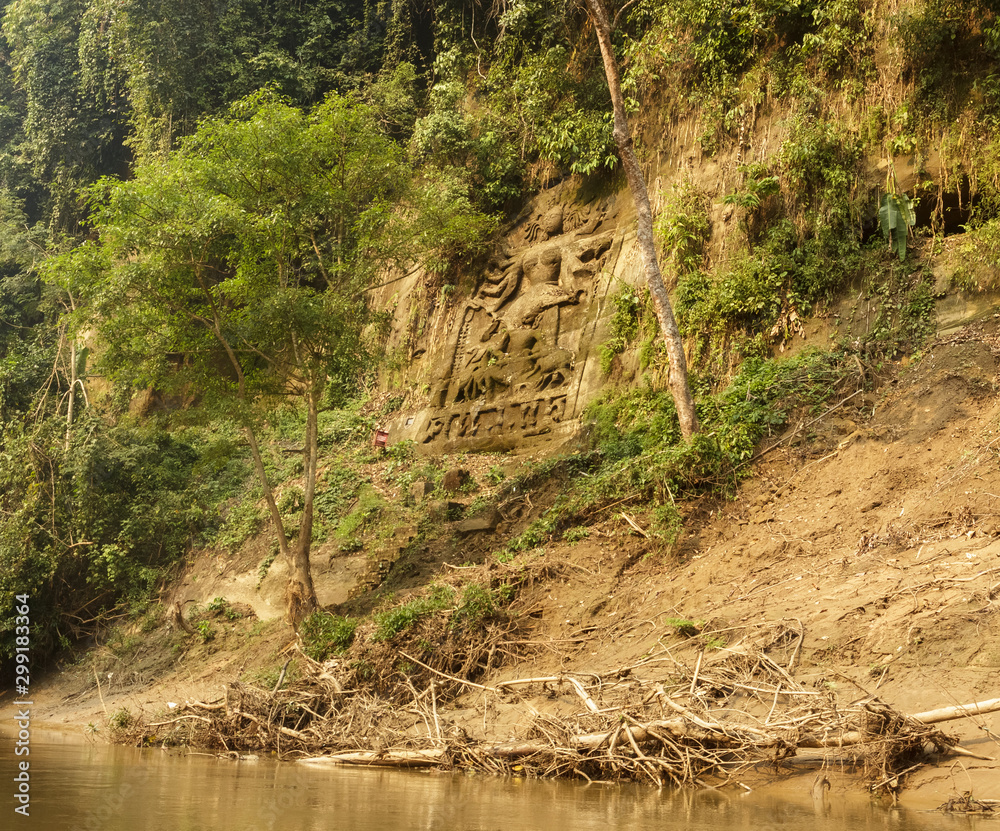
[298,749,446,768]
[910,697,1000,725]
[485,717,781,759]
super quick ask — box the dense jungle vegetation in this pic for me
[4,0,1000,674]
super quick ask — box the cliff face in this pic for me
[370,19,1000,455]
[377,183,634,454]
[371,131,984,458]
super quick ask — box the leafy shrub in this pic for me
[215,497,265,554]
[486,465,506,486]
[372,584,455,641]
[600,285,647,374]
[0,414,233,672]
[300,611,359,660]
[489,42,616,177]
[778,114,863,233]
[654,0,816,92]
[657,180,712,277]
[451,583,501,628]
[194,621,215,642]
[205,597,241,621]
[664,618,704,637]
[314,467,365,525]
[334,484,384,544]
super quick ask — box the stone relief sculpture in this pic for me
[415,190,619,451]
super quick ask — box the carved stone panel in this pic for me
[401,188,621,452]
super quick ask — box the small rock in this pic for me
[441,468,472,494]
[427,500,464,522]
[455,508,500,536]
[409,480,435,502]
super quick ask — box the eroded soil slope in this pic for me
[12,320,1000,806]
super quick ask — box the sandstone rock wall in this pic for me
[376,182,648,454]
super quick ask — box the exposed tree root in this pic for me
[133,620,995,793]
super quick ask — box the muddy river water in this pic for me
[2,728,989,830]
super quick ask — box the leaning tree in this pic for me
[584,0,699,438]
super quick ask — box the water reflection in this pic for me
[2,729,988,831]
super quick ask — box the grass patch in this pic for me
[372,584,455,641]
[300,611,360,661]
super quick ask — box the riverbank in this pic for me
[5,323,1000,810]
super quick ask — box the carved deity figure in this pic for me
[419,192,617,448]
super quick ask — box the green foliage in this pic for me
[54,89,492,409]
[370,580,511,641]
[194,620,215,642]
[486,466,507,486]
[205,596,241,621]
[215,497,264,555]
[678,254,785,343]
[36,91,492,613]
[0,415,236,666]
[365,62,418,142]
[956,213,1000,291]
[723,163,780,214]
[451,582,508,629]
[664,617,704,637]
[879,192,917,260]
[488,35,616,178]
[299,610,359,660]
[3,0,130,228]
[410,73,527,213]
[410,80,475,168]
[257,544,279,585]
[798,0,874,81]
[654,0,817,92]
[600,285,647,374]
[778,115,863,233]
[333,484,383,544]
[372,584,455,641]
[318,402,375,446]
[678,116,866,372]
[657,180,712,277]
[895,0,1000,119]
[847,262,936,355]
[109,706,133,730]
[315,467,366,525]
[650,504,684,548]
[77,0,396,159]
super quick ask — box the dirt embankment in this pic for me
[7,322,1000,808]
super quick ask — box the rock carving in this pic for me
[415,190,618,450]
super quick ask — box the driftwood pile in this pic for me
[141,620,998,793]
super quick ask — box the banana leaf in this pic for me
[879,192,916,260]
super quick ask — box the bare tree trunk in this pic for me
[243,423,291,561]
[210,311,317,627]
[585,0,699,439]
[286,387,321,628]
